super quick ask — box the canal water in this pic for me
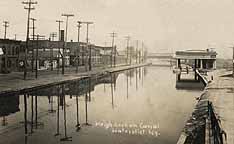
[0,66,202,144]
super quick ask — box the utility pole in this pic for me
[125,36,130,65]
[61,14,74,75]
[82,21,93,71]
[139,42,142,64]
[50,32,57,71]
[136,40,139,64]
[56,20,63,74]
[76,21,82,73]
[141,42,144,63]
[3,21,9,39]
[2,21,9,72]
[30,18,36,72]
[110,32,117,67]
[233,46,234,77]
[32,34,45,79]
[22,0,37,80]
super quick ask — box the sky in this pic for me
[1,0,234,58]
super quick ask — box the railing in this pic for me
[206,101,227,144]
[177,100,227,144]
[195,69,208,86]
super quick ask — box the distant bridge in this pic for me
[147,53,175,67]
[147,53,174,59]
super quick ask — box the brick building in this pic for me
[0,39,25,73]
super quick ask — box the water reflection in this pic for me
[0,66,202,144]
[0,93,20,126]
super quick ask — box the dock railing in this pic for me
[206,101,226,144]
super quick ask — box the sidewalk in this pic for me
[0,63,149,95]
[204,69,234,143]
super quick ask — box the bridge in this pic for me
[147,53,175,67]
[147,53,173,59]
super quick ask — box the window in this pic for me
[16,47,19,55]
[2,46,6,54]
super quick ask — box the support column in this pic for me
[213,60,216,69]
[200,59,203,69]
[194,59,198,81]
[177,59,181,68]
[177,74,181,81]
[194,59,197,69]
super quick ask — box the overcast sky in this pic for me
[1,0,234,58]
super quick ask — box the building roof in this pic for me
[175,49,217,59]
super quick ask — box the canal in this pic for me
[0,66,202,144]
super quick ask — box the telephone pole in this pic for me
[141,42,144,63]
[82,21,93,71]
[136,40,139,64]
[50,32,57,71]
[232,46,234,77]
[61,14,74,75]
[31,34,45,79]
[56,20,63,74]
[30,18,36,72]
[76,21,82,73]
[22,0,37,80]
[3,21,9,39]
[110,32,117,67]
[125,36,130,65]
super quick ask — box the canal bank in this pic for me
[177,69,232,144]
[0,63,150,95]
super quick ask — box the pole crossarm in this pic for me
[3,21,9,39]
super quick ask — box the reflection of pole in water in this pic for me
[30,95,34,133]
[55,86,60,136]
[24,94,28,134]
[60,84,72,141]
[24,136,28,144]
[111,74,114,109]
[136,69,138,90]
[89,77,91,102]
[49,95,56,113]
[84,78,91,125]
[139,67,141,80]
[114,73,116,91]
[76,95,81,131]
[127,71,129,99]
[35,93,39,129]
[130,70,132,86]
[142,67,144,86]
[84,92,91,126]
